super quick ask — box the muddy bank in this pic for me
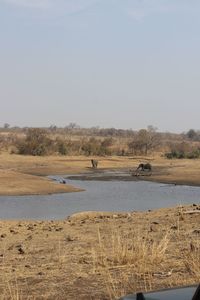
[67,168,138,181]
[67,166,163,180]
[67,166,200,187]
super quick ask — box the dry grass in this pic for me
[90,206,200,299]
[184,239,200,281]
[93,228,170,268]
[0,206,199,299]
[92,228,171,298]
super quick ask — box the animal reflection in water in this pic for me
[132,163,152,176]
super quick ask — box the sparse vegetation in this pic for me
[165,142,200,159]
[0,206,199,299]
[0,124,195,157]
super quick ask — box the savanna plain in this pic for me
[0,127,200,299]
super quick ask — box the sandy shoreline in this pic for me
[1,154,200,196]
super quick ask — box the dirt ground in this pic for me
[0,205,200,299]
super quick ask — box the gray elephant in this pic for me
[136,163,152,172]
[91,159,98,169]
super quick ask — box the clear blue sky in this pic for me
[0,0,200,132]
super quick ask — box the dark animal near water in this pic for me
[136,163,152,172]
[131,163,152,177]
[60,179,66,184]
[91,159,98,169]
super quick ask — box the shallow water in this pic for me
[0,178,200,220]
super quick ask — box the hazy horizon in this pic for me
[1,0,200,133]
[1,122,196,135]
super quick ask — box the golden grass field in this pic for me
[0,153,200,299]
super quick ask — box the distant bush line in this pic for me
[1,126,200,158]
[13,129,117,156]
[165,142,200,159]
[5,127,160,156]
[165,151,200,159]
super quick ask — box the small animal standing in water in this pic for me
[91,159,98,169]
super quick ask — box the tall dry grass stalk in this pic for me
[92,227,171,299]
[1,275,22,300]
[184,239,200,282]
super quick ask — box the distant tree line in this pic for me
[165,142,200,159]
[11,129,115,156]
[3,126,160,156]
[0,123,136,138]
[1,125,200,158]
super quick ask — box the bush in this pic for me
[55,139,68,155]
[81,138,112,156]
[17,128,53,156]
[165,142,200,159]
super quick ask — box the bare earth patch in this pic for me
[0,205,199,299]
